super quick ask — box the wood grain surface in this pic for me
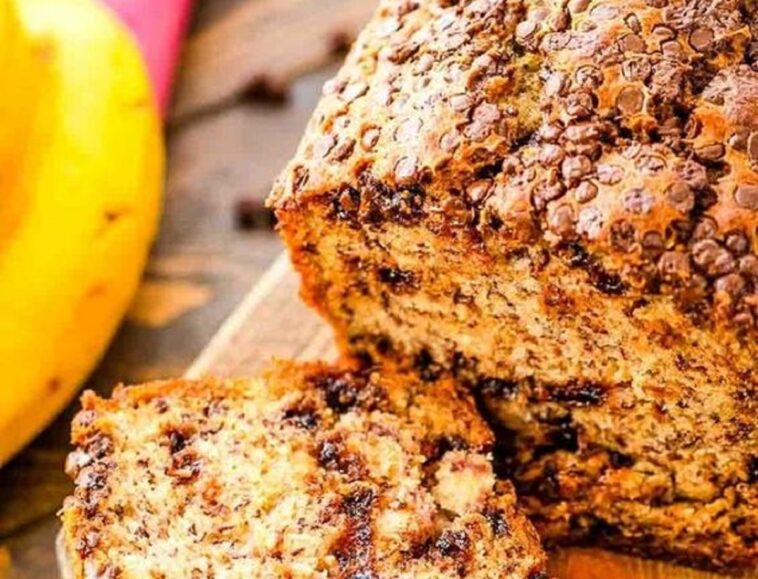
[188,252,753,579]
[170,0,377,124]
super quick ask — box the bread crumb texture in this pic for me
[272,0,757,570]
[60,362,547,579]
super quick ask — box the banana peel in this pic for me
[0,0,164,465]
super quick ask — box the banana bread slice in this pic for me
[270,0,757,570]
[59,361,547,579]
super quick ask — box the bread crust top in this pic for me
[271,0,758,337]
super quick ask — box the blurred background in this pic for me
[0,0,375,576]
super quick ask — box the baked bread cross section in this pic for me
[59,361,547,579]
[271,0,758,569]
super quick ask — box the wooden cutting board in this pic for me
[186,252,752,579]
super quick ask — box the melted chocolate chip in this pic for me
[377,266,418,290]
[609,450,635,468]
[566,243,628,295]
[483,507,510,536]
[550,382,606,406]
[478,377,520,398]
[748,456,758,484]
[333,488,376,575]
[283,405,319,430]
[414,349,444,382]
[317,438,366,479]
[435,530,471,558]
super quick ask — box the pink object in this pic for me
[101,0,194,116]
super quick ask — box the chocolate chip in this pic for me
[660,40,683,58]
[589,3,619,21]
[473,102,501,125]
[651,24,674,41]
[666,181,694,213]
[609,451,635,468]
[544,72,568,97]
[394,117,423,143]
[693,240,736,277]
[725,231,750,256]
[332,186,361,222]
[610,220,637,252]
[561,155,592,182]
[332,138,355,161]
[478,376,519,398]
[394,156,418,183]
[436,530,471,558]
[727,129,749,151]
[377,266,417,289]
[573,181,598,203]
[436,130,459,156]
[596,164,624,185]
[748,133,758,165]
[738,255,758,278]
[692,217,718,241]
[466,180,493,204]
[637,154,666,174]
[688,28,714,52]
[577,206,604,239]
[314,134,337,158]
[575,65,603,88]
[342,81,368,103]
[618,33,646,53]
[483,507,510,536]
[168,430,190,455]
[515,19,537,42]
[676,159,708,190]
[548,204,575,237]
[623,188,653,215]
[316,438,366,479]
[695,143,725,162]
[539,122,563,143]
[658,251,691,280]
[616,86,644,115]
[463,120,491,141]
[641,231,665,260]
[539,144,566,166]
[715,273,746,297]
[361,127,381,151]
[568,0,590,12]
[734,183,758,210]
[551,382,606,406]
[748,456,758,484]
[449,94,473,113]
[621,58,652,82]
[565,91,594,119]
[283,405,319,430]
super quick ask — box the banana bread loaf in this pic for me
[59,362,547,579]
[270,0,757,569]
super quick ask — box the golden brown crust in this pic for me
[271,0,758,334]
[271,0,758,570]
[60,362,547,579]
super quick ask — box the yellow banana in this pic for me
[0,0,164,465]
